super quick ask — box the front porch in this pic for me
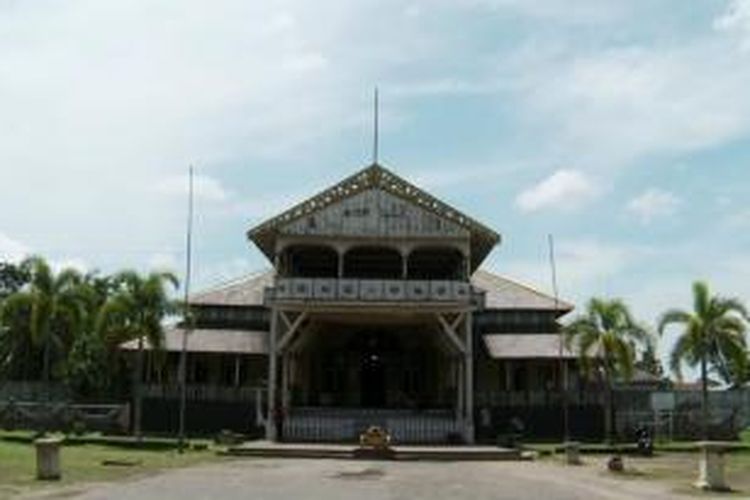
[266,308,476,443]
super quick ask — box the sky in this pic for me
[1,0,750,373]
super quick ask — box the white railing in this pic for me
[265,278,483,305]
[283,407,462,444]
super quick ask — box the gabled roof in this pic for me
[471,269,574,314]
[483,334,576,359]
[247,163,501,271]
[189,270,274,307]
[121,327,267,354]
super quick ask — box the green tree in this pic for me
[0,260,32,299]
[64,272,116,398]
[635,342,664,379]
[0,257,87,391]
[658,281,748,439]
[97,270,178,436]
[0,260,32,373]
[565,298,650,444]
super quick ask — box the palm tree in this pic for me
[565,298,650,444]
[65,272,116,398]
[0,257,86,395]
[97,270,178,437]
[658,281,748,440]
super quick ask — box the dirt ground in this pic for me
[17,455,730,500]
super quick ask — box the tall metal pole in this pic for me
[178,165,194,453]
[549,234,569,442]
[372,87,379,165]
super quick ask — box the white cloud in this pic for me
[498,238,639,306]
[0,0,403,275]
[404,5,422,18]
[714,0,750,51]
[515,169,598,212]
[0,232,30,262]
[147,252,180,272]
[153,173,230,203]
[516,23,750,168]
[627,188,680,223]
[51,258,89,274]
[724,208,750,228]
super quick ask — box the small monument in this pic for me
[34,437,62,480]
[695,442,731,492]
[355,426,394,459]
[607,455,624,472]
[563,441,581,465]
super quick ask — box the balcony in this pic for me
[264,278,484,307]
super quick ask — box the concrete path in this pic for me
[57,458,698,500]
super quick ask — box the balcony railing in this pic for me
[264,278,484,306]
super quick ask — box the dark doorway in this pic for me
[359,336,387,407]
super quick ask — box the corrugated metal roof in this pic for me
[471,270,574,313]
[189,270,274,306]
[121,327,268,354]
[483,333,576,359]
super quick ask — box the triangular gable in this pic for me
[247,163,500,270]
[281,188,470,238]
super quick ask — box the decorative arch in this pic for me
[280,244,339,278]
[407,246,466,280]
[343,246,403,279]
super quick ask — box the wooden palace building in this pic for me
[126,163,603,444]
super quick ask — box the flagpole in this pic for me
[372,87,379,164]
[178,165,194,453]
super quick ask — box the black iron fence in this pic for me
[282,407,463,444]
[0,400,129,433]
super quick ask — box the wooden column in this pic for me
[505,360,513,391]
[281,352,290,409]
[266,308,278,441]
[456,357,464,420]
[234,354,241,387]
[464,312,475,443]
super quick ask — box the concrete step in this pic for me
[221,442,524,461]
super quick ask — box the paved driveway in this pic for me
[67,458,692,500]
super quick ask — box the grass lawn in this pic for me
[601,451,750,497]
[0,433,223,499]
[537,446,750,497]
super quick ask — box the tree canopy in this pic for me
[0,256,180,398]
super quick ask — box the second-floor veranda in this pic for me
[265,243,484,306]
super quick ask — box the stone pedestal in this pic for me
[695,442,731,492]
[34,437,62,480]
[563,441,581,465]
